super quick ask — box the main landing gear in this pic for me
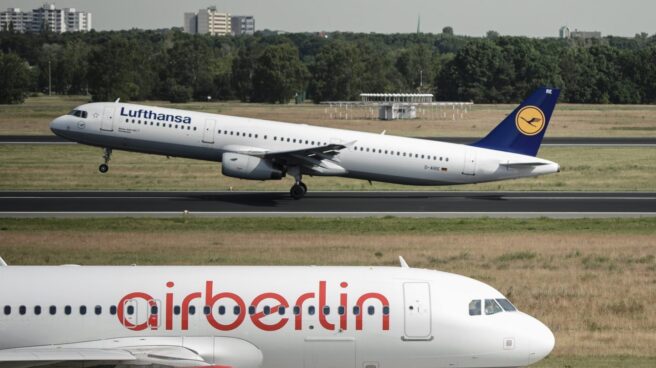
[99,148,112,173]
[288,166,307,200]
[290,181,307,200]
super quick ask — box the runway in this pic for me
[0,191,654,218]
[2,135,655,146]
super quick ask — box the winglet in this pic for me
[399,256,409,268]
[0,257,7,266]
[114,98,121,103]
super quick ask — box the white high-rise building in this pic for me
[0,3,91,33]
[183,6,231,36]
[0,8,30,32]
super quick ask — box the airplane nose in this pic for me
[49,116,68,135]
[527,318,555,365]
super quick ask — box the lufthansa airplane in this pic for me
[50,88,560,199]
[0,256,555,368]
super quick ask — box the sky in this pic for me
[1,0,654,37]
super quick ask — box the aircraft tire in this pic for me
[98,164,109,173]
[290,184,305,200]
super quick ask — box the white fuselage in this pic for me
[0,266,554,368]
[49,103,559,186]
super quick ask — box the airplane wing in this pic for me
[224,143,351,175]
[0,345,215,368]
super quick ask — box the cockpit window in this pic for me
[67,110,88,119]
[484,299,503,315]
[468,300,481,316]
[496,299,517,312]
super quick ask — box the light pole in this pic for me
[48,58,52,96]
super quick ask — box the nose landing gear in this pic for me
[99,148,112,173]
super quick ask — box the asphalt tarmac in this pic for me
[0,191,653,218]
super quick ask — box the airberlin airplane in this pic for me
[49,88,560,199]
[0,257,554,368]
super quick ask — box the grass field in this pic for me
[1,95,656,137]
[0,144,653,191]
[1,217,655,360]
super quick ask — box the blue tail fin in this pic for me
[471,87,560,157]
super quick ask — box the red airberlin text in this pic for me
[117,281,390,332]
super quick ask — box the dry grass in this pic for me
[1,96,655,137]
[1,219,655,358]
[0,145,654,191]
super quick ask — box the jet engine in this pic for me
[221,152,284,180]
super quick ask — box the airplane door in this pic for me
[202,119,216,143]
[462,150,477,176]
[101,106,115,132]
[304,338,355,368]
[121,299,139,327]
[403,282,432,340]
[120,298,160,330]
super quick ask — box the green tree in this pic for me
[0,51,32,104]
[442,26,454,35]
[231,47,254,101]
[309,41,363,102]
[251,43,308,103]
[395,44,434,91]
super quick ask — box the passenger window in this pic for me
[80,306,87,315]
[125,306,132,316]
[293,306,300,315]
[469,300,481,316]
[308,306,316,315]
[353,306,360,315]
[368,306,375,315]
[203,306,210,315]
[188,306,196,315]
[19,306,26,315]
[65,306,72,315]
[233,306,240,315]
[110,306,117,315]
[383,306,390,315]
[174,306,181,315]
[323,306,330,315]
[338,306,345,315]
[49,306,56,315]
[3,306,10,315]
[95,306,102,315]
[278,306,285,315]
[485,299,503,315]
[34,306,41,315]
[249,306,256,315]
[263,306,271,315]
[218,306,226,315]
[151,305,159,315]
[496,299,517,312]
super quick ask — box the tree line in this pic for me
[1,28,656,104]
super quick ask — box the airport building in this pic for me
[559,26,601,40]
[0,4,91,33]
[231,15,255,35]
[184,6,232,36]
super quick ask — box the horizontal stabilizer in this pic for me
[500,162,549,167]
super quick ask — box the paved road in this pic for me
[1,135,655,146]
[0,191,653,218]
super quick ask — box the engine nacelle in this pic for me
[221,152,284,180]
